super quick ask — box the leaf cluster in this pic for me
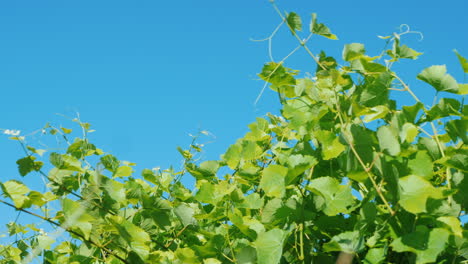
[1,6,467,264]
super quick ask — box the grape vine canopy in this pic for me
[1,2,467,264]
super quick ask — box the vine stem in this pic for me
[335,100,395,216]
[0,199,130,264]
[164,225,188,248]
[270,2,326,71]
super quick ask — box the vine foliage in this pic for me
[1,3,467,264]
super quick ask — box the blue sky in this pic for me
[0,0,467,240]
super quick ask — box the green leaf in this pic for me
[174,203,198,227]
[27,146,46,156]
[399,123,419,143]
[223,143,241,169]
[175,247,199,264]
[377,125,400,156]
[395,42,422,60]
[107,215,150,261]
[100,154,120,173]
[104,179,126,203]
[439,151,468,172]
[358,72,392,107]
[50,153,83,172]
[314,130,346,160]
[446,119,468,144]
[398,175,443,214]
[425,97,461,121]
[417,65,459,94]
[363,247,386,264]
[403,102,424,123]
[310,13,337,40]
[390,226,449,264]
[1,180,30,208]
[203,258,222,264]
[437,216,463,237]
[317,51,338,71]
[36,235,55,250]
[60,127,72,134]
[67,138,97,159]
[260,198,286,224]
[236,245,257,264]
[361,105,389,123]
[419,137,442,160]
[236,193,263,209]
[196,180,233,205]
[259,165,287,198]
[61,198,94,240]
[286,12,302,33]
[454,49,468,73]
[323,231,365,253]
[307,176,355,215]
[360,59,388,73]
[283,154,317,184]
[408,151,433,179]
[253,229,287,264]
[343,43,365,61]
[114,165,133,178]
[16,156,43,176]
[258,62,297,87]
[28,191,46,206]
[458,83,468,95]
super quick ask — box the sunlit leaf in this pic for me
[323,231,364,253]
[343,43,365,61]
[398,175,443,214]
[408,151,433,179]
[286,12,302,33]
[310,13,337,40]
[377,125,400,156]
[114,165,133,178]
[307,177,355,215]
[454,49,468,73]
[417,65,459,94]
[253,229,287,264]
[259,165,287,198]
[391,226,449,263]
[1,180,30,208]
[16,156,43,176]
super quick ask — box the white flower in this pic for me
[3,129,21,136]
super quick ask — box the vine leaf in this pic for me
[259,165,287,198]
[286,12,302,33]
[417,65,459,94]
[343,43,365,61]
[323,231,365,253]
[408,151,433,179]
[314,130,345,160]
[114,166,133,178]
[310,13,338,40]
[377,126,400,156]
[16,156,43,176]
[253,228,287,264]
[174,203,198,227]
[398,175,444,214]
[391,226,449,264]
[307,177,355,216]
[454,49,468,73]
[1,180,30,208]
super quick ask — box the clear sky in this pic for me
[0,0,467,241]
